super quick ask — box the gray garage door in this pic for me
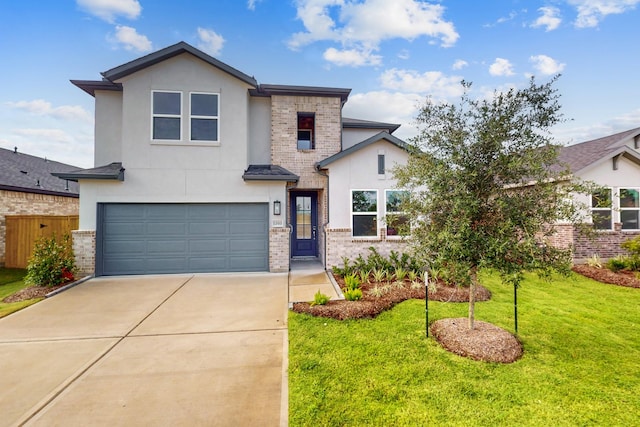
[97,203,269,276]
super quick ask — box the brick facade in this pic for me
[72,230,96,275]
[552,222,640,262]
[0,189,79,266]
[325,227,410,268]
[271,95,342,267]
[269,226,290,272]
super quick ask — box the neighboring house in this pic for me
[0,147,79,266]
[57,42,410,276]
[552,126,640,261]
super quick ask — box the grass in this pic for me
[289,271,640,426]
[0,268,41,318]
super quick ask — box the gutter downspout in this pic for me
[315,165,330,269]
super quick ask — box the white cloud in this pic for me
[555,108,640,144]
[569,0,640,28]
[452,59,468,70]
[531,6,562,31]
[197,28,226,56]
[112,25,152,52]
[323,47,381,66]
[11,128,74,144]
[6,100,93,123]
[289,0,458,67]
[343,90,422,140]
[530,54,566,75]
[77,0,141,23]
[397,49,410,60]
[380,68,464,99]
[489,58,515,76]
[247,0,262,10]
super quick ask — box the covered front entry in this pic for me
[97,203,269,276]
[290,192,318,258]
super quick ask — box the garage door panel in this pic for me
[229,222,266,234]
[147,240,188,254]
[189,222,228,234]
[99,203,268,275]
[230,239,268,252]
[103,240,147,255]
[189,239,227,253]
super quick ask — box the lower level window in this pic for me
[385,190,409,236]
[591,188,612,230]
[620,188,640,230]
[352,190,377,237]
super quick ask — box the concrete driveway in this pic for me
[0,273,289,426]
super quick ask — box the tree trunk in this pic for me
[468,267,478,330]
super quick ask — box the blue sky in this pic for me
[1,0,639,168]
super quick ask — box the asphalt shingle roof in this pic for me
[0,147,79,197]
[558,127,640,173]
[242,165,299,182]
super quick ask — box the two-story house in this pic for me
[57,42,410,276]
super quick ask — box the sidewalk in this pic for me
[288,259,343,305]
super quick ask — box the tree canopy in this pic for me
[394,77,591,329]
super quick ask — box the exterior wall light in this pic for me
[273,200,281,215]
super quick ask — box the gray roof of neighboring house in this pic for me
[558,126,640,174]
[242,165,299,182]
[0,147,79,197]
[51,162,125,182]
[317,131,410,168]
[342,117,401,134]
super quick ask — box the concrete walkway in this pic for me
[288,259,343,305]
[0,273,288,427]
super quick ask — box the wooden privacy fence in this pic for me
[5,215,79,268]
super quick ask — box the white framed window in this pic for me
[591,188,612,230]
[152,91,182,140]
[351,190,378,237]
[619,188,640,230]
[385,190,409,236]
[190,92,219,142]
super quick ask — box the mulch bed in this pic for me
[431,318,523,363]
[572,265,640,288]
[291,276,491,321]
[2,284,68,303]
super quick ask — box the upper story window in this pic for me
[591,188,612,230]
[190,93,219,142]
[352,190,378,237]
[620,188,640,230]
[297,113,315,150]
[152,91,182,140]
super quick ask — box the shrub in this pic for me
[606,256,627,273]
[310,290,330,306]
[586,254,602,269]
[343,274,361,291]
[25,233,76,287]
[621,235,640,257]
[344,288,363,301]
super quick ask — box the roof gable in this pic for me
[559,126,640,174]
[0,147,79,196]
[317,131,409,168]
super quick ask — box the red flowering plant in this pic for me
[25,234,77,287]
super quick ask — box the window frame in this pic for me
[151,90,182,141]
[384,189,410,237]
[189,92,220,143]
[619,187,640,230]
[351,189,378,238]
[591,188,613,230]
[297,112,315,150]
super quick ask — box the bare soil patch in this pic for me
[572,265,640,288]
[431,318,523,363]
[291,276,491,320]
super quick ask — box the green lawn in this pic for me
[289,271,640,426]
[0,268,41,318]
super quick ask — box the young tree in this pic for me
[394,77,589,330]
